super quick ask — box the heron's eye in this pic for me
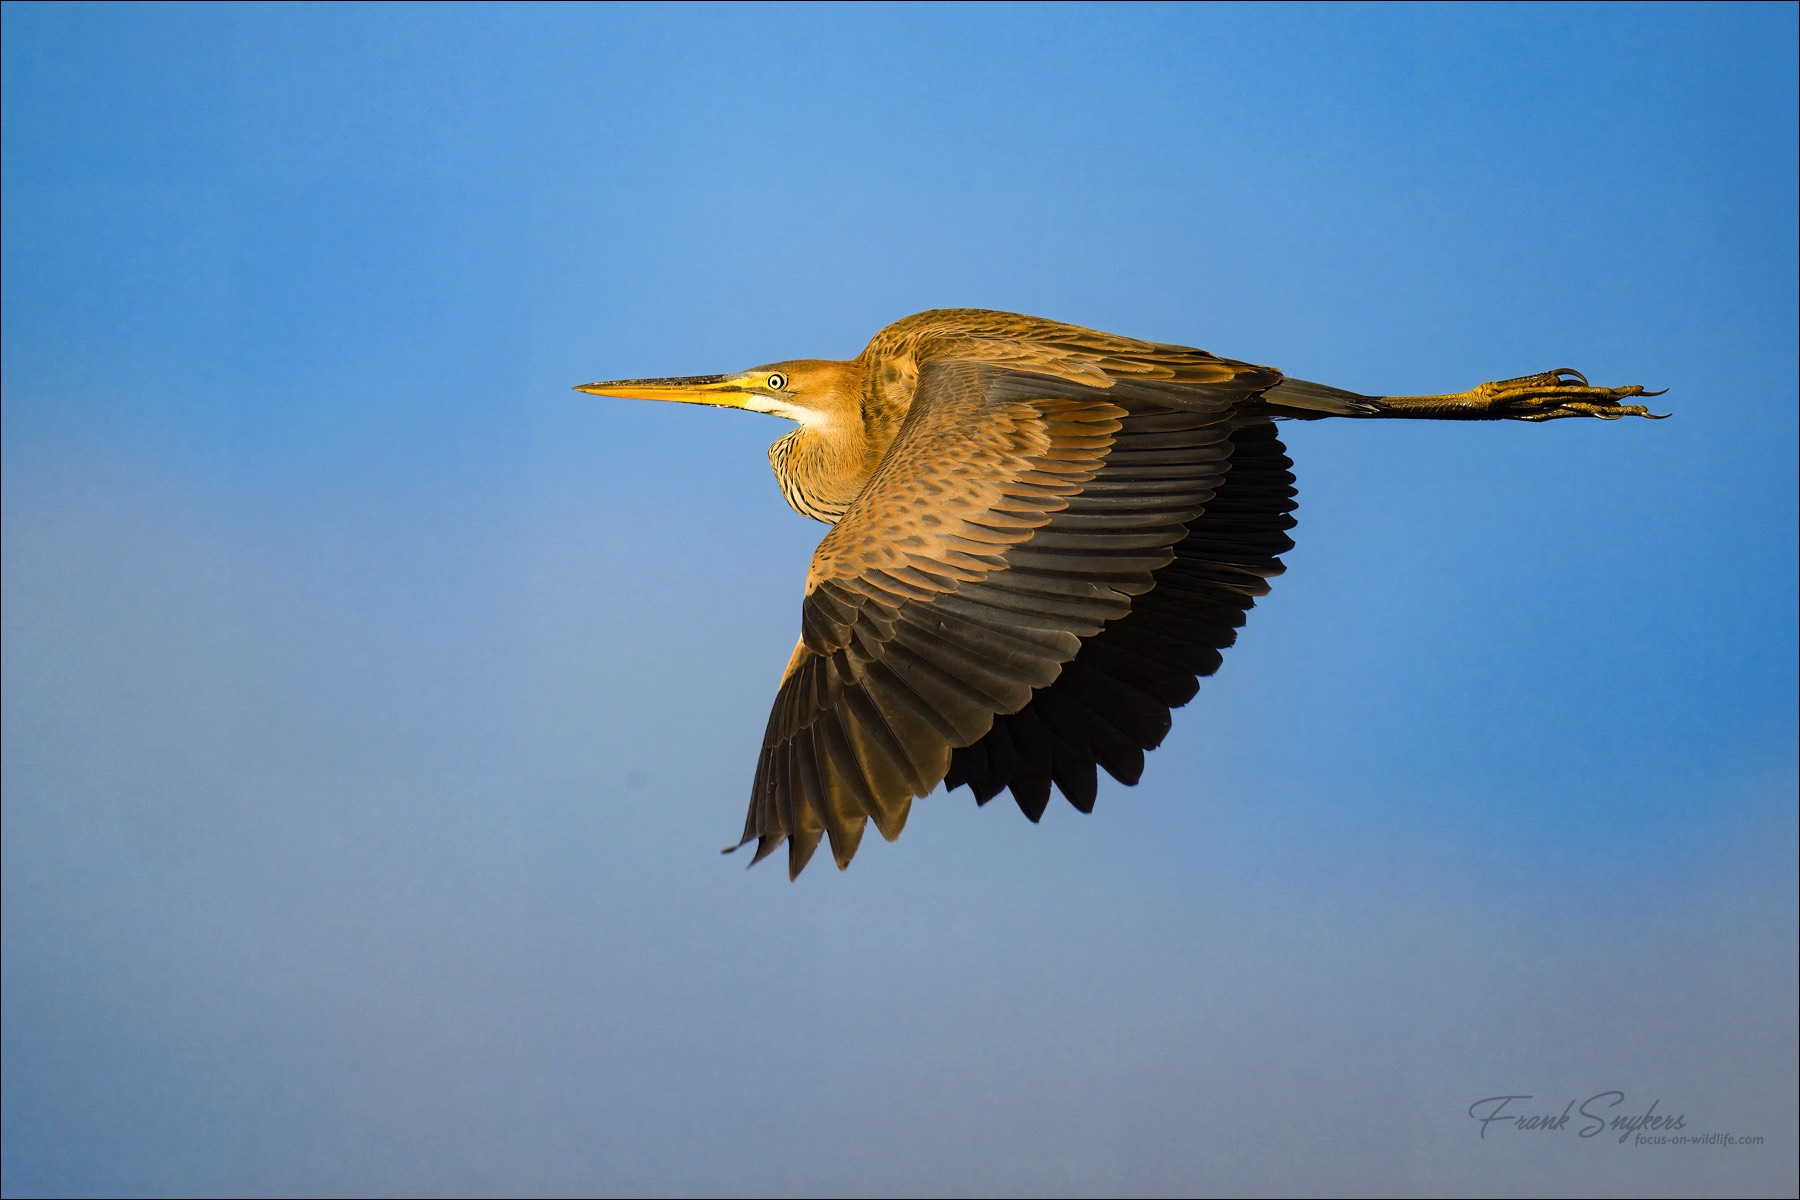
[766,373,788,391]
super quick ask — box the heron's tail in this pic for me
[1261,377,1384,418]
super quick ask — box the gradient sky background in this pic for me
[3,3,1796,1197]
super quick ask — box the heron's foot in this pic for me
[1376,370,1669,421]
[1468,370,1669,422]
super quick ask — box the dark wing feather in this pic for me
[743,355,1274,876]
[950,420,1297,819]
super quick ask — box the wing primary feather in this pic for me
[1048,738,1099,813]
[951,738,988,795]
[974,722,1016,804]
[787,824,823,878]
[812,706,884,856]
[1009,768,1053,822]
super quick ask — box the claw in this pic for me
[1502,371,1671,422]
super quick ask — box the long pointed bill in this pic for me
[572,373,750,409]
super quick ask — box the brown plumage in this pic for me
[576,309,1665,878]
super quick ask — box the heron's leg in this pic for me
[1373,370,1668,422]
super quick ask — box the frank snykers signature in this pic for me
[1469,1092,1686,1143]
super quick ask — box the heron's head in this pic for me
[575,358,861,428]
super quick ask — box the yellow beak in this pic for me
[572,373,750,409]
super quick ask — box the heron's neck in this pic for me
[768,421,870,523]
[765,359,910,525]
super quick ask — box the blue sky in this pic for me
[3,2,1795,1196]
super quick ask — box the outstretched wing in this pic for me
[740,345,1281,877]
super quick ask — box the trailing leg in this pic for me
[1365,369,1668,422]
[1263,370,1667,422]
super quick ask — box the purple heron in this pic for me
[576,309,1663,878]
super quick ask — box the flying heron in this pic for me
[576,309,1664,878]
